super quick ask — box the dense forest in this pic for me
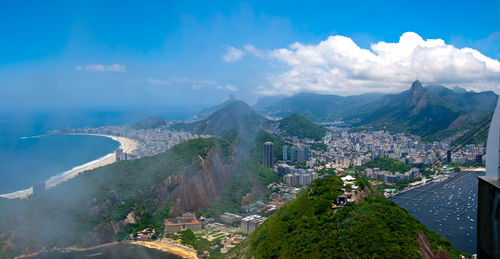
[356,157,410,173]
[278,113,327,141]
[227,177,463,258]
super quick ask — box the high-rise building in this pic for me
[115,148,123,161]
[290,147,297,162]
[240,215,266,234]
[304,146,310,161]
[297,145,305,163]
[263,142,274,169]
[283,145,288,161]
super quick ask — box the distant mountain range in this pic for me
[256,81,498,140]
[255,92,385,122]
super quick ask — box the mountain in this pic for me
[226,177,463,258]
[0,136,279,257]
[259,81,497,140]
[278,113,327,140]
[131,116,166,130]
[195,94,237,120]
[354,80,497,139]
[192,100,269,137]
[452,86,468,93]
[176,100,286,163]
[256,92,385,122]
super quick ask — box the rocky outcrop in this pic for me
[447,115,467,130]
[354,186,383,202]
[406,80,425,107]
[417,232,452,259]
[158,147,232,216]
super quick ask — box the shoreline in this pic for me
[0,133,139,199]
[389,169,485,198]
[18,240,196,259]
[130,239,199,259]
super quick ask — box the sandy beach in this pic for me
[132,239,199,259]
[0,134,138,199]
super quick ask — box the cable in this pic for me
[336,217,352,259]
[429,118,491,168]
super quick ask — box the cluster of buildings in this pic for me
[60,124,208,158]
[316,128,485,169]
[262,142,313,170]
[283,144,310,163]
[283,170,319,186]
[240,215,267,234]
[134,228,156,240]
[115,148,136,161]
[164,213,203,232]
[362,168,421,184]
[220,234,245,253]
[332,175,359,210]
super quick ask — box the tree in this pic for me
[180,229,196,245]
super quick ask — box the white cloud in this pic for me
[237,32,500,95]
[147,78,170,85]
[216,84,238,91]
[171,77,216,85]
[75,64,127,72]
[146,77,216,90]
[223,46,245,63]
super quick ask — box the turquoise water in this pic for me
[0,107,200,194]
[0,134,119,194]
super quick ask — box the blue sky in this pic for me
[1,0,499,108]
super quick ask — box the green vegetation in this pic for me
[278,114,327,140]
[357,157,410,173]
[179,229,224,258]
[0,136,276,257]
[227,177,463,258]
[310,142,328,151]
[180,229,196,245]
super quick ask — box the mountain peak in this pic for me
[406,80,425,106]
[410,80,423,91]
[452,85,468,93]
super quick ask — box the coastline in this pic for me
[17,240,196,259]
[16,242,120,259]
[389,169,485,198]
[130,239,199,259]
[0,133,139,199]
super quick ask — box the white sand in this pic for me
[0,134,138,199]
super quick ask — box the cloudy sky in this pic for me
[1,0,499,109]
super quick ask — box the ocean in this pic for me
[0,106,201,195]
[31,243,181,259]
[390,171,482,254]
